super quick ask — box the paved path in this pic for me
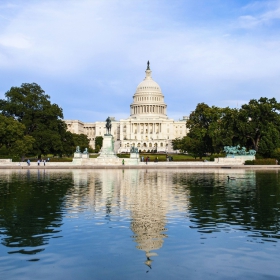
[0,162,280,169]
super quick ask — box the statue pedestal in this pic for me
[74,152,82,158]
[130,152,139,159]
[215,155,255,165]
[82,153,89,159]
[97,135,118,159]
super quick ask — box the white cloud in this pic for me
[1,0,280,121]
[0,33,32,48]
[237,0,280,28]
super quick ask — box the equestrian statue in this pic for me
[105,117,112,135]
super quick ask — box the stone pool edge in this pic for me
[1,163,280,170]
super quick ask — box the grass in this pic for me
[118,153,205,161]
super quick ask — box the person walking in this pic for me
[37,159,40,166]
[145,157,148,164]
[43,159,46,166]
[27,159,30,166]
[122,159,125,165]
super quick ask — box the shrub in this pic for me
[47,158,73,162]
[245,158,277,165]
[244,160,254,165]
[117,154,130,158]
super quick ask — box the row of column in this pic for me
[130,123,162,134]
[132,105,166,115]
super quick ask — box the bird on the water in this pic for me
[227,176,236,181]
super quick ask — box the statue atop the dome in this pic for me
[147,60,150,70]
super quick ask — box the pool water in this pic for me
[0,169,280,279]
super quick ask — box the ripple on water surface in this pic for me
[0,169,280,279]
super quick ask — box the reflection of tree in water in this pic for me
[253,171,280,234]
[0,170,74,256]
[171,171,280,239]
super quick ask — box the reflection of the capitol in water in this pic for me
[71,169,255,268]
[71,169,191,267]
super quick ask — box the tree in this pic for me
[95,136,103,152]
[171,137,183,151]
[237,97,280,153]
[0,83,68,158]
[61,131,75,156]
[0,115,35,158]
[72,133,90,152]
[218,107,240,147]
[174,98,280,158]
[257,123,280,158]
[185,103,224,157]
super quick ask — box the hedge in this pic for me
[244,158,277,165]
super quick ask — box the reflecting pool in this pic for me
[0,169,280,279]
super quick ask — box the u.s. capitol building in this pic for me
[64,63,188,153]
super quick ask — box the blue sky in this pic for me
[1,0,280,122]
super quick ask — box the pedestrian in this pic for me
[145,157,148,164]
[43,159,46,166]
[47,157,50,162]
[122,159,125,165]
[27,159,30,166]
[141,156,144,162]
[37,159,40,166]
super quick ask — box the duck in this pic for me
[227,176,236,181]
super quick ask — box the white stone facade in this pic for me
[64,64,188,153]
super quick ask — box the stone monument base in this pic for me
[127,152,139,165]
[215,155,255,165]
[72,135,140,166]
[97,135,118,159]
[74,152,82,158]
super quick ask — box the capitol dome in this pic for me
[130,62,167,119]
[136,72,161,93]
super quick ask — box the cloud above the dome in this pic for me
[0,0,280,121]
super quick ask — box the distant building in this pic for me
[64,63,188,153]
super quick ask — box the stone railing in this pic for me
[0,159,12,162]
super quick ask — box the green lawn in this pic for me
[118,153,205,161]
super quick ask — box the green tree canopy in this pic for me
[172,97,280,158]
[184,103,224,157]
[95,136,103,152]
[237,97,280,152]
[0,83,68,157]
[72,133,90,152]
[0,115,35,158]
